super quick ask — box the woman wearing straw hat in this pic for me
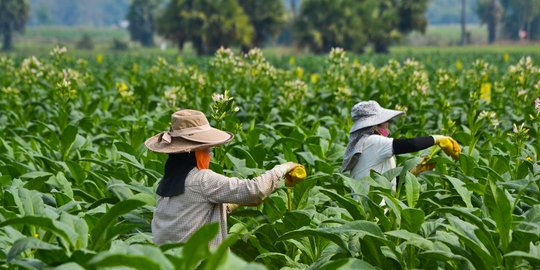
[145,109,300,247]
[342,100,461,190]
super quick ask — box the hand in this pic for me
[410,156,436,175]
[282,162,301,172]
[432,135,461,160]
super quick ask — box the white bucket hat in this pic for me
[350,100,404,133]
[145,109,234,153]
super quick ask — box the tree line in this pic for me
[130,0,430,54]
[476,0,540,43]
[1,0,540,52]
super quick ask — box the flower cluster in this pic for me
[478,110,499,128]
[210,90,239,130]
[116,82,134,102]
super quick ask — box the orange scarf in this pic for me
[195,150,211,170]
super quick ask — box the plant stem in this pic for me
[287,188,292,211]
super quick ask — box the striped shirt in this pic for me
[151,164,289,247]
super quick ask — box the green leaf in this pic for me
[19,171,53,180]
[400,208,425,233]
[61,125,78,159]
[385,230,433,250]
[404,172,420,208]
[505,248,540,267]
[46,172,73,198]
[0,216,75,248]
[88,254,162,270]
[444,216,497,268]
[445,176,473,208]
[319,258,377,270]
[65,161,86,183]
[320,189,364,220]
[52,262,85,270]
[276,226,351,255]
[89,198,146,251]
[182,222,220,270]
[7,237,61,262]
[118,151,144,170]
[459,154,477,176]
[17,188,45,217]
[484,181,512,251]
[292,177,317,209]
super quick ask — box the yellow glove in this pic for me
[285,165,307,187]
[432,135,461,160]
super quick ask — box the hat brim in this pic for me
[144,130,234,154]
[350,108,404,133]
[179,127,234,144]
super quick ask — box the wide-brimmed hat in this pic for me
[349,101,404,133]
[145,109,234,153]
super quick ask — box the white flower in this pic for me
[518,89,528,96]
[535,98,540,112]
[212,93,224,102]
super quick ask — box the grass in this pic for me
[405,24,488,46]
[5,25,540,60]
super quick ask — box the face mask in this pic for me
[376,127,390,137]
[195,150,211,170]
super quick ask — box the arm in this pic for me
[198,163,295,205]
[392,136,435,155]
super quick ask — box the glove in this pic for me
[282,162,301,172]
[432,135,461,160]
[284,164,306,187]
[410,156,436,175]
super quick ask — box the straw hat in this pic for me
[349,101,404,133]
[145,109,234,153]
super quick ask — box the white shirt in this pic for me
[350,135,396,190]
[152,164,288,247]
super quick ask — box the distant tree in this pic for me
[294,0,429,54]
[294,0,368,53]
[127,0,159,47]
[157,0,253,55]
[363,0,429,53]
[34,4,52,25]
[238,0,286,49]
[500,0,540,40]
[476,0,502,43]
[0,0,29,51]
[76,34,94,50]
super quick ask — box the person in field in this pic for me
[145,109,300,247]
[341,100,461,190]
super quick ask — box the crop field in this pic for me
[0,47,539,269]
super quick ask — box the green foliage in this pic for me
[0,0,30,50]
[157,0,253,55]
[76,34,95,50]
[127,0,158,47]
[238,0,286,49]
[500,0,540,40]
[0,47,539,269]
[294,0,430,54]
[293,0,368,54]
[476,0,502,43]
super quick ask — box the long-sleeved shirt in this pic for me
[351,135,434,190]
[151,164,289,247]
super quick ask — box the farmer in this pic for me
[341,100,461,190]
[145,109,300,247]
